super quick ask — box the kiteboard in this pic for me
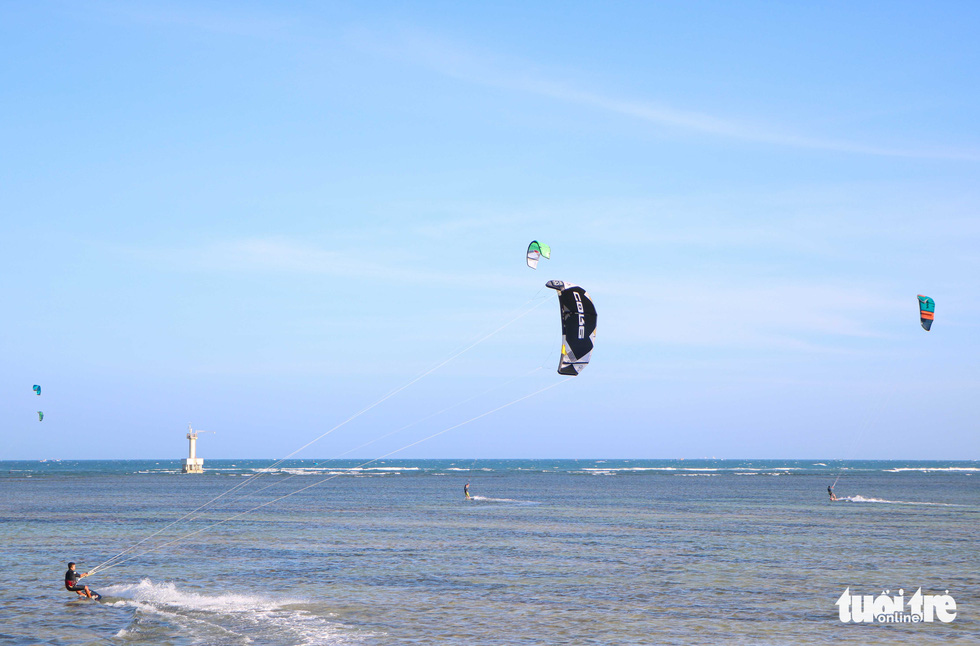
[69,591,102,601]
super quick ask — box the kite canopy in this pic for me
[917,295,935,331]
[545,280,597,376]
[37,411,44,422]
[33,385,41,396]
[526,241,551,269]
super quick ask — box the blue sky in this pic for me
[2,1,978,460]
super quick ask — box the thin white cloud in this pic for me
[118,236,533,289]
[131,237,369,275]
[358,29,980,161]
[536,85,979,160]
[593,278,905,353]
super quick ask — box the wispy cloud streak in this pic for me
[361,29,979,161]
[117,237,532,289]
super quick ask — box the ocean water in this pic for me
[1,459,977,645]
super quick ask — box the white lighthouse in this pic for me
[182,424,207,474]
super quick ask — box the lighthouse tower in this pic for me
[182,424,206,474]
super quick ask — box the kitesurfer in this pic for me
[827,485,837,501]
[64,562,95,598]
[464,482,471,500]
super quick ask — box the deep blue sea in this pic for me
[1,459,977,645]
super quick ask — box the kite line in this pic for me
[90,292,551,575]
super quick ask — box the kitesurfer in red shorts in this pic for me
[64,562,95,598]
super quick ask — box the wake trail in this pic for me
[467,495,539,505]
[839,495,969,507]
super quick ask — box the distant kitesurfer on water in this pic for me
[464,482,471,500]
[64,562,95,598]
[828,485,837,501]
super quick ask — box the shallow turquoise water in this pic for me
[1,459,977,644]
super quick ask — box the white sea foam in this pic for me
[235,466,420,477]
[883,467,980,473]
[277,469,350,476]
[104,578,297,612]
[359,467,419,471]
[581,467,677,471]
[102,579,359,645]
[579,466,805,473]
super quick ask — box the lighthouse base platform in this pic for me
[182,458,204,474]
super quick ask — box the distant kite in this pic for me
[33,385,41,396]
[917,295,935,331]
[37,411,44,422]
[526,241,551,269]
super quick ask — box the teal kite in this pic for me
[917,295,935,331]
[33,385,41,396]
